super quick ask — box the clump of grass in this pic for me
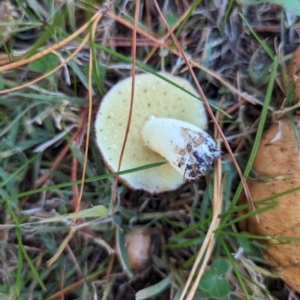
[0,0,299,299]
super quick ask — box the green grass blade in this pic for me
[0,161,166,203]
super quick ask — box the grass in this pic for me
[0,0,299,299]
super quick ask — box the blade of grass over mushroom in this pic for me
[239,14,275,60]
[220,57,279,227]
[0,161,166,203]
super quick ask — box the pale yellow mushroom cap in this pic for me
[95,72,207,193]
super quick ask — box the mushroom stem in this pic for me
[141,116,220,180]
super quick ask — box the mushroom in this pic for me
[239,117,300,292]
[125,228,152,271]
[95,72,220,193]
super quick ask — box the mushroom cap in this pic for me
[239,117,300,292]
[95,72,207,193]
